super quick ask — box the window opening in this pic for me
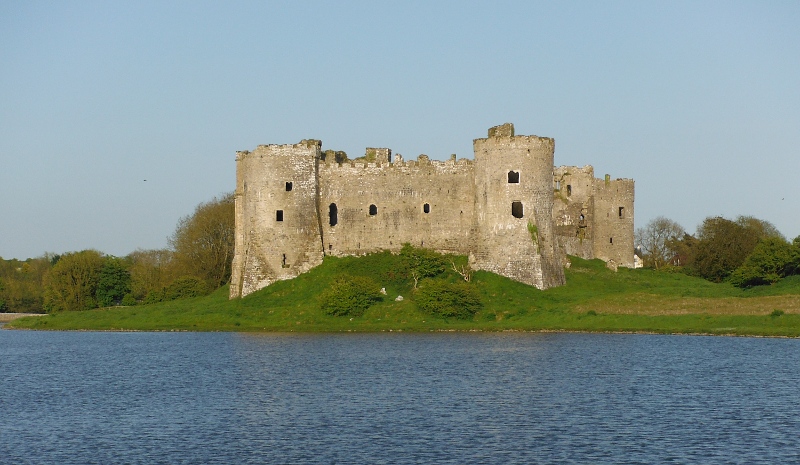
[508,171,520,183]
[369,204,377,216]
[282,254,287,267]
[511,201,524,219]
[567,185,572,196]
[610,237,613,244]
[328,244,332,251]
[276,210,284,222]
[329,203,338,226]
[423,203,430,214]
[618,207,625,218]
[285,182,293,191]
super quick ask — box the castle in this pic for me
[230,123,634,298]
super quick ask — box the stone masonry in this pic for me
[230,123,634,298]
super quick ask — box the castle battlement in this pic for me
[230,123,635,298]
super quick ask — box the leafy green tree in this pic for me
[729,237,794,288]
[414,279,482,320]
[0,256,51,313]
[95,257,132,307]
[635,216,685,269]
[169,193,235,289]
[320,276,383,317]
[400,244,447,287]
[691,217,762,282]
[43,250,105,312]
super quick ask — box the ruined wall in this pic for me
[230,123,633,299]
[552,166,595,259]
[229,141,324,298]
[472,124,566,289]
[318,153,474,257]
[592,176,635,267]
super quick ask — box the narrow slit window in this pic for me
[423,203,430,214]
[369,204,377,216]
[285,182,293,191]
[567,185,572,196]
[329,203,338,226]
[282,254,287,267]
[276,210,284,222]
[511,201,524,218]
[508,171,520,183]
[618,207,625,218]
[610,237,613,244]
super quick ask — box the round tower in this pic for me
[471,123,565,289]
[230,140,323,298]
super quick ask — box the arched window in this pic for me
[369,204,377,216]
[329,203,338,226]
[285,182,293,191]
[423,203,430,214]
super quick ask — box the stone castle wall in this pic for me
[551,167,635,268]
[230,124,634,298]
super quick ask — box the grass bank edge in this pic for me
[8,255,800,336]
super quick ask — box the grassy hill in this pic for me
[8,252,800,336]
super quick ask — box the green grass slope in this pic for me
[9,254,800,336]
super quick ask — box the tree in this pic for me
[735,216,785,241]
[635,216,685,269]
[399,244,446,288]
[127,248,177,301]
[691,217,761,282]
[0,256,52,313]
[729,237,793,287]
[169,193,235,289]
[95,257,131,307]
[43,250,105,312]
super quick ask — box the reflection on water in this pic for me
[1,331,799,464]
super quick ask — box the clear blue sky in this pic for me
[2,1,799,260]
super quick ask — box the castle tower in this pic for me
[592,175,635,267]
[471,124,566,289]
[229,140,324,298]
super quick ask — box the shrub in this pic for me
[414,279,482,320]
[400,244,447,286]
[320,276,383,317]
[771,309,785,317]
[121,293,137,306]
[164,276,209,300]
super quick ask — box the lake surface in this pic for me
[1,331,799,464]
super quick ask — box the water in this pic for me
[1,331,799,464]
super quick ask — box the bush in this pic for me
[399,244,447,286]
[121,293,137,306]
[414,279,482,320]
[164,276,209,300]
[320,276,383,317]
[771,309,785,317]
